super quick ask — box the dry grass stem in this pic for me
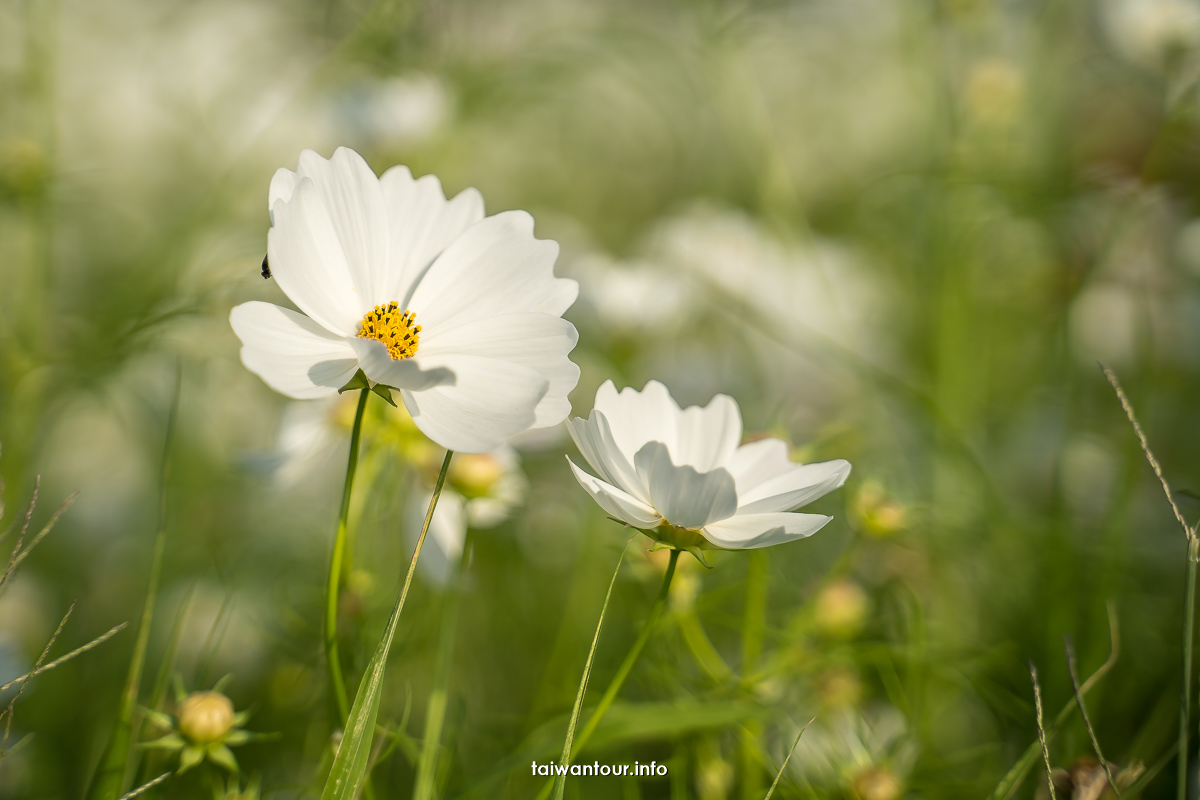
[1030,661,1057,800]
[0,476,40,592]
[116,772,171,799]
[1064,636,1119,796]
[763,717,816,800]
[1,600,75,756]
[1101,364,1195,546]
[0,621,129,693]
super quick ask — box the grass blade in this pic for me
[548,537,634,800]
[762,717,814,800]
[988,603,1120,800]
[86,365,181,800]
[320,449,453,800]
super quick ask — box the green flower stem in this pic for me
[740,550,768,800]
[325,388,371,724]
[540,548,680,800]
[1180,533,1198,800]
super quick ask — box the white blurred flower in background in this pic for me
[570,252,692,333]
[340,74,453,147]
[1104,0,1200,70]
[787,705,916,798]
[653,207,885,359]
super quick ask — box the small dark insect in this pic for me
[261,254,271,279]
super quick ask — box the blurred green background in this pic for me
[3,0,1200,797]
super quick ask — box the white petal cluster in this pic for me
[230,147,580,453]
[566,381,851,550]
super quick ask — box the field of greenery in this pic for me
[4,0,1200,798]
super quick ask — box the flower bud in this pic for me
[853,481,908,538]
[852,766,902,800]
[178,691,235,744]
[815,579,869,638]
[449,453,505,497]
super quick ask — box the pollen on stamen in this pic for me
[357,302,421,360]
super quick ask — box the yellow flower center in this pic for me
[358,302,421,360]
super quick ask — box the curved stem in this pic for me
[571,550,679,761]
[325,388,371,724]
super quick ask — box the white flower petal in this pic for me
[408,210,577,330]
[268,178,364,335]
[726,438,794,496]
[419,312,579,428]
[566,457,663,528]
[702,512,832,550]
[737,459,852,514]
[294,147,390,305]
[230,302,359,399]
[379,166,485,306]
[592,380,681,468]
[268,167,300,222]
[672,393,742,472]
[399,354,549,452]
[348,337,456,391]
[634,441,737,529]
[566,411,650,503]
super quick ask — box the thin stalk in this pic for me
[740,551,768,800]
[537,548,681,800]
[550,538,634,800]
[325,388,371,724]
[1181,534,1198,800]
[412,532,471,800]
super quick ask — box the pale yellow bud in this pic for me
[178,691,235,744]
[815,579,869,638]
[449,453,505,497]
[852,766,902,800]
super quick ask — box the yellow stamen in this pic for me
[358,302,421,360]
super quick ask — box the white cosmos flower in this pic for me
[566,381,851,551]
[229,147,580,453]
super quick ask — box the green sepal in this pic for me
[212,674,235,694]
[139,707,175,730]
[683,546,713,568]
[178,744,205,773]
[139,732,186,750]
[371,383,398,407]
[338,370,371,394]
[207,743,240,773]
[232,710,252,727]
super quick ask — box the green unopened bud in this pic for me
[178,691,235,744]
